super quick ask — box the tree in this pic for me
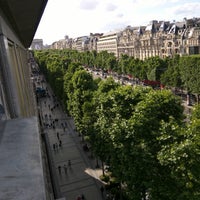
[144,56,167,81]
[63,62,83,113]
[121,89,184,199]
[179,56,200,103]
[70,70,96,136]
[158,104,200,199]
[160,56,182,88]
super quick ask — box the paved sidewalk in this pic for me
[37,76,105,200]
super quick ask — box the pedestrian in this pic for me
[76,196,81,200]
[63,164,67,174]
[53,144,56,151]
[68,160,71,167]
[100,186,104,196]
[55,143,58,150]
[58,165,61,174]
[59,140,62,147]
[57,132,60,140]
[81,194,85,200]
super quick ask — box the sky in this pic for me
[34,0,200,45]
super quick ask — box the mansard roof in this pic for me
[145,21,157,33]
[168,24,179,34]
[102,29,123,36]
[159,21,169,32]
[137,26,143,35]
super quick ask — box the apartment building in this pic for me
[65,18,200,60]
[117,25,146,59]
[97,30,122,57]
[50,35,72,49]
[31,39,44,50]
[88,33,103,51]
[43,17,200,60]
[72,36,90,51]
[117,18,200,59]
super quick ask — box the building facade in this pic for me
[117,18,200,60]
[71,36,90,51]
[49,18,200,60]
[88,33,103,51]
[0,1,50,199]
[97,30,122,57]
[31,39,44,50]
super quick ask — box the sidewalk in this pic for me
[37,76,105,200]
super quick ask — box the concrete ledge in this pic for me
[0,117,46,200]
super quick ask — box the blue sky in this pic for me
[34,0,200,45]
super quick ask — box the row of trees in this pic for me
[34,49,200,199]
[34,49,200,100]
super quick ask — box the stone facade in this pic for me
[117,18,200,60]
[0,1,48,199]
[88,33,103,51]
[31,39,44,50]
[97,30,122,57]
[71,36,90,51]
[49,17,200,60]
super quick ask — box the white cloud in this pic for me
[34,0,200,44]
[79,0,99,10]
[106,3,118,12]
[172,2,200,15]
[131,0,178,7]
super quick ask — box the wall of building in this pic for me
[0,6,48,200]
[0,10,36,119]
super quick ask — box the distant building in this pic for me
[97,30,123,57]
[117,18,200,59]
[117,25,146,59]
[88,33,103,51]
[31,39,44,50]
[48,17,200,60]
[51,39,66,49]
[72,36,90,51]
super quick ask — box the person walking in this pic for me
[58,165,61,174]
[100,185,104,196]
[57,132,60,140]
[81,194,85,199]
[59,140,62,147]
[76,196,81,200]
[63,164,67,174]
[55,143,58,150]
[68,159,71,168]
